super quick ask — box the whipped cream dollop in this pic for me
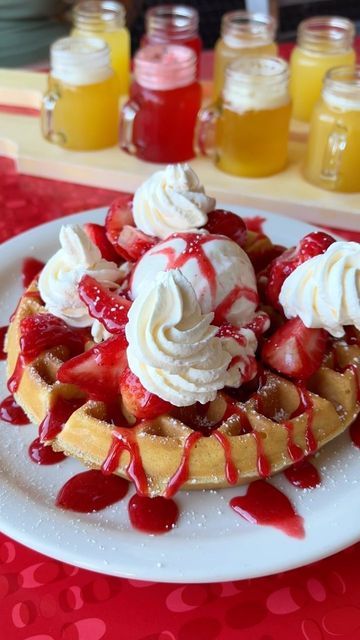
[38,224,123,330]
[131,233,258,328]
[126,269,236,406]
[132,164,216,239]
[279,241,360,337]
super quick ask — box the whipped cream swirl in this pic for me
[38,224,123,329]
[279,241,360,337]
[132,164,216,240]
[126,269,232,406]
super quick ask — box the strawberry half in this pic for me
[78,275,131,334]
[265,232,335,311]
[83,223,121,263]
[204,209,247,247]
[57,334,128,402]
[115,225,158,262]
[20,313,87,362]
[105,194,134,252]
[261,317,328,380]
[120,367,171,419]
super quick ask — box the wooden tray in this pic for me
[0,68,359,231]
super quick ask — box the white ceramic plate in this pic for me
[0,206,359,584]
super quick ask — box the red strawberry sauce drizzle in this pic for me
[165,431,202,498]
[284,459,321,489]
[0,394,30,425]
[128,495,179,533]
[0,325,8,360]
[56,470,129,513]
[102,427,149,496]
[151,233,258,322]
[213,285,258,326]
[283,422,304,463]
[29,438,66,465]
[230,480,305,539]
[291,385,317,455]
[213,431,238,484]
[38,396,85,442]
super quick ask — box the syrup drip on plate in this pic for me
[21,257,44,289]
[56,469,129,512]
[29,438,66,465]
[230,479,305,539]
[128,495,179,533]
[0,395,30,425]
[284,459,321,489]
[38,396,84,441]
[0,325,8,360]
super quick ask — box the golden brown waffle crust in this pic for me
[6,284,360,497]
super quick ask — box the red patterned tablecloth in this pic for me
[1,156,360,640]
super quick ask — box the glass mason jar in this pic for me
[41,37,119,150]
[213,11,278,100]
[72,0,130,96]
[120,44,202,163]
[141,4,202,75]
[196,56,291,177]
[304,66,360,193]
[290,16,355,123]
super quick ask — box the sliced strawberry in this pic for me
[105,194,134,252]
[116,225,158,262]
[20,313,87,362]
[78,275,131,334]
[261,317,328,380]
[22,257,44,289]
[265,232,335,310]
[57,334,127,402]
[83,223,121,263]
[120,367,171,419]
[204,209,247,247]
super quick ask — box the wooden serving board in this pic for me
[0,68,359,231]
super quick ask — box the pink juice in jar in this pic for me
[141,5,202,75]
[120,44,202,163]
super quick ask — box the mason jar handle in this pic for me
[194,103,220,158]
[119,100,139,155]
[41,90,65,145]
[321,123,348,183]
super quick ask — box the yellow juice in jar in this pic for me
[46,74,119,150]
[304,99,360,192]
[216,102,291,177]
[290,46,355,122]
[72,26,130,96]
[213,39,277,100]
[289,16,355,122]
[213,11,278,100]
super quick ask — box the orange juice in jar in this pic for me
[304,66,360,192]
[197,57,291,178]
[72,1,130,97]
[41,37,119,150]
[213,11,278,101]
[290,16,355,123]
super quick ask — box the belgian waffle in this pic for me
[6,281,360,498]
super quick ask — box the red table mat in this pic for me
[1,155,360,640]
